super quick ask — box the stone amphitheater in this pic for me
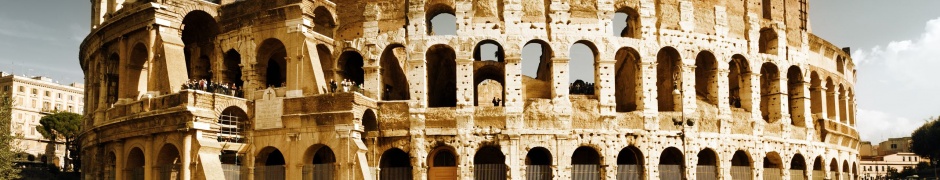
[78,0,860,180]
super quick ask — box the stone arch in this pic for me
[312,6,336,38]
[569,40,599,96]
[810,72,823,119]
[759,62,781,122]
[656,47,682,112]
[106,53,120,105]
[838,84,847,123]
[181,10,219,82]
[730,150,752,180]
[764,151,784,178]
[362,109,378,133]
[426,3,456,35]
[525,147,553,179]
[613,6,641,38]
[787,66,806,126]
[617,146,644,180]
[759,28,779,55]
[696,148,719,180]
[303,144,336,179]
[474,65,505,106]
[571,146,602,179]
[521,39,554,99]
[842,160,849,175]
[427,44,458,107]
[317,44,334,82]
[105,151,116,180]
[792,153,808,179]
[380,148,412,180]
[379,44,410,100]
[256,38,288,88]
[615,47,640,112]
[474,146,507,179]
[659,147,684,179]
[829,158,839,180]
[813,156,824,172]
[125,147,145,180]
[156,144,181,180]
[222,49,244,88]
[473,40,505,62]
[256,146,286,180]
[218,106,248,143]
[124,43,149,99]
[695,51,719,106]
[825,77,836,120]
[728,54,751,110]
[428,145,458,179]
[836,56,845,74]
[336,51,365,85]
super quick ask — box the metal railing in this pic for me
[764,168,783,180]
[731,166,752,180]
[659,165,683,180]
[697,165,718,180]
[254,165,286,180]
[572,164,600,180]
[126,167,144,180]
[158,165,181,180]
[380,167,412,180]
[474,164,507,180]
[221,164,242,180]
[526,165,552,180]
[302,163,335,180]
[790,170,806,180]
[616,164,641,180]
[812,170,825,180]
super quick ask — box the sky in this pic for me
[1,1,937,143]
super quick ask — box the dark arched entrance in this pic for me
[380,148,412,180]
[764,152,783,179]
[659,147,684,180]
[525,147,552,180]
[427,45,457,107]
[571,146,601,180]
[730,150,752,180]
[474,146,507,179]
[379,44,410,100]
[428,146,458,180]
[126,147,145,180]
[791,154,807,180]
[617,146,643,180]
[696,148,718,180]
[257,39,287,88]
[303,145,336,180]
[255,147,286,180]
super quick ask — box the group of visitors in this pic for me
[182,79,244,97]
[569,80,595,95]
[329,79,362,93]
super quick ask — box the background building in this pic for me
[78,0,860,180]
[859,152,925,180]
[0,72,84,168]
[877,137,912,156]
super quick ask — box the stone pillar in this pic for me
[716,69,731,116]
[828,90,840,122]
[597,60,616,116]
[743,73,761,121]
[363,65,381,99]
[144,136,153,180]
[680,64,695,116]
[504,57,523,113]
[508,135,521,180]
[775,77,790,124]
[638,61,658,130]
[456,58,474,108]
[810,86,827,122]
[840,92,849,124]
[552,58,572,129]
[409,56,428,108]
[115,141,125,180]
[181,132,192,180]
[792,81,812,127]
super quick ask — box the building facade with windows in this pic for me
[0,72,84,168]
[859,152,925,180]
[79,0,860,180]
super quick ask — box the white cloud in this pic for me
[852,17,940,142]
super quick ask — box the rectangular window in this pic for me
[892,144,898,149]
[44,91,50,97]
[18,86,24,92]
[57,93,62,99]
[31,89,37,95]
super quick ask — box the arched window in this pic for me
[659,147,684,179]
[106,53,120,105]
[157,144,181,180]
[257,39,287,88]
[218,106,247,143]
[473,40,506,106]
[380,44,410,101]
[787,66,806,126]
[613,7,640,38]
[695,51,718,106]
[615,47,640,112]
[810,72,823,119]
[759,28,779,55]
[256,147,286,180]
[337,51,365,85]
[181,10,219,82]
[617,146,644,180]
[521,40,553,99]
[764,152,783,178]
[304,146,336,179]
[426,4,456,35]
[125,43,149,99]
[428,147,458,179]
[426,45,457,107]
[696,148,719,180]
[792,154,807,179]
[474,146,507,179]
[569,41,599,96]
[571,146,601,179]
[312,6,336,38]
[838,84,847,123]
[759,63,781,122]
[656,47,682,112]
[728,55,750,110]
[223,50,243,88]
[836,57,845,74]
[526,147,553,179]
[730,150,752,180]
[825,78,836,120]
[813,156,825,178]
[126,148,145,180]
[380,148,412,180]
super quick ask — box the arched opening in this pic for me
[788,66,806,126]
[838,85,847,123]
[762,0,772,20]
[473,40,506,107]
[836,57,845,74]
[813,156,824,179]
[521,40,554,99]
[852,162,857,180]
[427,44,458,107]
[218,106,248,143]
[380,44,410,100]
[257,39,288,88]
[125,43,149,99]
[220,150,243,179]
[764,152,783,179]
[380,148,412,180]
[181,10,219,82]
[337,51,365,86]
[317,44,334,84]
[829,159,839,180]
[525,147,552,180]
[617,146,643,180]
[848,89,855,126]
[730,150,752,180]
[569,41,598,96]
[223,50,244,94]
[695,51,719,106]
[659,147,684,180]
[312,6,336,38]
[791,154,807,180]
[810,72,823,120]
[363,109,378,133]
[842,160,850,179]
[126,147,145,180]
[615,47,640,112]
[426,4,456,35]
[105,151,116,180]
[728,55,751,110]
[656,47,682,112]
[759,28,778,55]
[696,148,719,180]
[256,147,286,180]
[157,144,181,180]
[571,146,601,179]
[474,146,507,179]
[304,145,336,180]
[106,53,120,105]
[825,78,836,120]
[613,7,640,38]
[759,63,781,122]
[428,146,458,180]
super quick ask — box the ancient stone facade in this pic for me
[78,0,860,180]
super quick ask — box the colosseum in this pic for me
[78,0,859,179]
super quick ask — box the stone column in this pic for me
[597,60,616,116]
[743,73,760,121]
[792,81,812,127]
[115,141,124,180]
[775,77,790,125]
[409,55,429,108]
[363,65,381,99]
[638,61,658,130]
[828,90,840,122]
[181,132,192,180]
[810,85,827,122]
[716,69,731,116]
[680,64,696,117]
[504,57,523,113]
[144,136,153,180]
[840,91,849,124]
[456,58,474,108]
[552,58,572,129]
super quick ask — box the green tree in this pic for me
[36,112,82,172]
[0,95,21,179]
[911,117,940,177]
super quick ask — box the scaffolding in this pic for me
[218,111,244,143]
